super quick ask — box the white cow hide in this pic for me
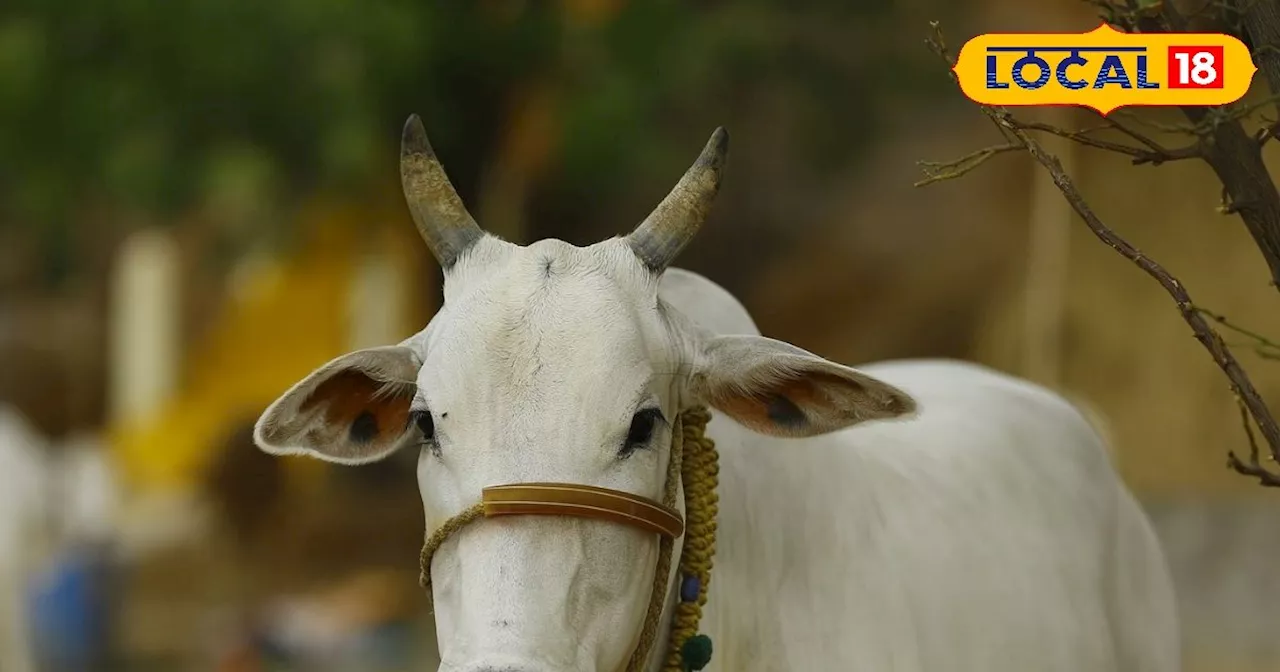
[659,269,1179,672]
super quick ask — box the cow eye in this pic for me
[621,408,664,457]
[410,409,435,441]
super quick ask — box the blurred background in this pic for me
[2,0,1279,670]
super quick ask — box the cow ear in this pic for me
[254,346,421,464]
[693,335,916,438]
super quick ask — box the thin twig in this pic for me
[1222,341,1280,359]
[1101,114,1168,153]
[1105,94,1280,137]
[1227,344,1280,360]
[1195,306,1280,352]
[1200,93,1280,132]
[1228,396,1280,486]
[915,144,1023,186]
[1114,109,1203,136]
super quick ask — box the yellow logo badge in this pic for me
[952,23,1256,114]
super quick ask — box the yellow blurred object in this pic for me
[108,201,428,495]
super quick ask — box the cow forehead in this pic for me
[420,241,669,408]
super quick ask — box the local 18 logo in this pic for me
[952,23,1256,114]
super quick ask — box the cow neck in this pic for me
[417,406,720,672]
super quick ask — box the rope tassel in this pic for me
[662,406,719,672]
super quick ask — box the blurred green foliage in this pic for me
[0,0,950,280]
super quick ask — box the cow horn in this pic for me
[626,127,729,272]
[400,114,485,269]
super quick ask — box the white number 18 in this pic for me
[1174,51,1217,86]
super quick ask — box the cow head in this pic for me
[253,115,916,671]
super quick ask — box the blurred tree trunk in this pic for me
[1021,106,1076,387]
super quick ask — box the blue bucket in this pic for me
[26,546,114,672]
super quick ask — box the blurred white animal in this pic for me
[0,405,50,672]
[0,405,120,672]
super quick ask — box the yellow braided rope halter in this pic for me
[419,504,483,598]
[661,406,719,672]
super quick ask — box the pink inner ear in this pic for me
[711,372,818,432]
[300,369,414,444]
[710,370,880,433]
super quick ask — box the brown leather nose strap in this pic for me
[482,482,685,539]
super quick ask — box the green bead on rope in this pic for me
[681,634,713,671]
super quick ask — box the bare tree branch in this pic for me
[927,106,1216,168]
[1112,0,1280,290]
[922,21,1280,485]
[915,144,1023,186]
[1018,120,1205,165]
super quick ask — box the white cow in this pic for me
[254,116,1180,672]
